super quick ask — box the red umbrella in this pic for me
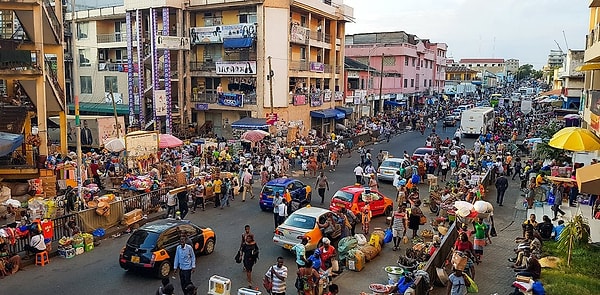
[159,134,183,149]
[240,130,270,143]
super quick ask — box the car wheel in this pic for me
[260,206,268,211]
[203,238,215,255]
[156,260,171,279]
[384,206,393,217]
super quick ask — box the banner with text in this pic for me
[156,36,191,50]
[190,23,257,44]
[218,93,244,107]
[125,131,159,158]
[216,61,257,75]
[154,89,167,116]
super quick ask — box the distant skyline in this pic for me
[343,0,589,69]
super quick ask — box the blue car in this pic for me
[259,178,312,211]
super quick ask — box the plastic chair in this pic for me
[35,251,49,266]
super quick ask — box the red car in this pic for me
[329,185,394,218]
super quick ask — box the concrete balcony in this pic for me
[0,50,43,77]
[292,0,337,16]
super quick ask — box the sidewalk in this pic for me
[430,176,525,295]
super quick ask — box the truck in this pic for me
[460,107,495,137]
[48,115,125,148]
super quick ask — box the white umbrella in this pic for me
[104,138,126,153]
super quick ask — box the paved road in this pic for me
[0,124,462,295]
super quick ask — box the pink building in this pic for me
[344,31,447,113]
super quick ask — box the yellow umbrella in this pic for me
[552,127,579,138]
[548,127,600,151]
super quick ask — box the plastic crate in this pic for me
[238,288,261,295]
[85,244,94,252]
[75,246,84,255]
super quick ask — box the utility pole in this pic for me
[110,90,120,138]
[378,53,384,113]
[72,0,83,206]
[268,56,274,115]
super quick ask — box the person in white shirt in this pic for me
[24,227,46,259]
[264,257,288,295]
[166,192,177,218]
[273,192,283,229]
[277,199,288,226]
[353,164,364,184]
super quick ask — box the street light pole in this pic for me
[72,0,84,207]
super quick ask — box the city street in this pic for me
[0,124,467,295]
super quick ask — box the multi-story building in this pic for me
[548,49,565,69]
[557,50,584,109]
[344,31,447,114]
[67,0,352,139]
[505,58,519,75]
[582,1,600,142]
[0,0,67,178]
[457,58,505,76]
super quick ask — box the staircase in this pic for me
[41,0,62,44]
[198,120,213,137]
[44,56,65,110]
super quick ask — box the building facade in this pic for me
[582,0,600,142]
[344,31,447,114]
[457,58,506,76]
[66,0,353,139]
[0,0,68,178]
[557,50,584,109]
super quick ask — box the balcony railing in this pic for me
[44,57,65,101]
[290,61,309,71]
[0,50,41,72]
[97,32,128,43]
[189,61,216,72]
[190,92,257,105]
[98,62,127,72]
[309,31,331,43]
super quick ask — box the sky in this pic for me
[343,0,589,69]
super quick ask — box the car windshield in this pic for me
[127,230,159,249]
[414,148,431,155]
[332,190,354,202]
[284,214,316,229]
[262,185,285,195]
[381,160,401,169]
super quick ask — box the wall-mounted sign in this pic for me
[335,91,344,101]
[190,23,257,44]
[323,90,332,102]
[347,71,359,78]
[195,103,209,111]
[156,36,191,50]
[154,89,167,116]
[215,61,257,75]
[310,92,322,107]
[105,92,123,104]
[293,94,307,106]
[218,93,244,107]
[290,23,308,44]
[310,62,324,73]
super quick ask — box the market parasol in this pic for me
[103,138,125,153]
[576,163,600,195]
[548,127,600,151]
[159,134,184,149]
[240,129,270,143]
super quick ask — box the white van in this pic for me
[460,107,495,136]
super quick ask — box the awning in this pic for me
[230,117,269,130]
[335,106,353,115]
[223,37,253,49]
[384,100,406,107]
[0,132,24,157]
[575,62,600,71]
[68,102,139,116]
[539,89,561,97]
[310,109,345,119]
[576,162,600,195]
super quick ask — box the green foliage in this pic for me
[516,64,543,80]
[542,241,600,294]
[557,214,591,266]
[533,121,568,162]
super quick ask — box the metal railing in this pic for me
[97,32,128,43]
[289,61,309,71]
[44,57,65,101]
[0,50,41,71]
[189,61,216,72]
[42,0,63,41]
[191,92,218,103]
[309,31,331,43]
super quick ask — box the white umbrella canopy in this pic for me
[104,138,125,153]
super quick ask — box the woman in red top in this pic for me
[453,232,474,255]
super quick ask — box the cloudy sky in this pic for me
[344,0,588,69]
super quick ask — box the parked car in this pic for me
[328,184,394,218]
[442,116,457,127]
[377,158,411,181]
[451,109,462,120]
[119,219,216,278]
[259,178,312,211]
[412,147,435,161]
[273,207,334,251]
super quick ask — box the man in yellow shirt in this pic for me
[213,176,223,208]
[535,173,550,202]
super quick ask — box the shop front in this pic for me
[309,108,345,137]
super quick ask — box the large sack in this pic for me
[338,236,358,260]
[0,182,29,197]
[359,244,379,261]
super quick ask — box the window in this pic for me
[477,64,480,67]
[239,10,257,23]
[410,79,414,87]
[430,61,433,69]
[424,80,427,87]
[412,58,415,66]
[300,47,306,60]
[115,49,127,62]
[80,76,92,94]
[104,76,118,93]
[405,56,409,66]
[403,79,407,88]
[204,12,222,26]
[300,16,307,27]
[429,79,432,87]
[491,64,495,67]
[77,22,89,39]
[78,49,90,66]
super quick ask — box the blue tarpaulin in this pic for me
[384,100,406,107]
[0,132,24,157]
[231,117,269,130]
[223,38,254,49]
[310,108,345,119]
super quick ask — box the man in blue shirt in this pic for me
[174,236,196,293]
[552,220,565,241]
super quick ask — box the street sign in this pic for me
[266,113,278,125]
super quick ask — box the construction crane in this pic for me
[554,40,563,54]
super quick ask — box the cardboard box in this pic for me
[123,209,143,225]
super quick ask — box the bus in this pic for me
[460,107,495,137]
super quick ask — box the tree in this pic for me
[533,121,569,163]
[516,64,543,80]
[557,214,591,266]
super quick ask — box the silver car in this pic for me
[377,158,411,182]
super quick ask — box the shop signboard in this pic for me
[125,131,159,158]
[190,26,223,44]
[48,115,125,148]
[221,23,257,39]
[290,23,308,44]
[323,90,332,102]
[335,91,344,101]
[293,94,307,106]
[310,92,323,107]
[590,91,600,133]
[218,93,244,107]
[154,89,167,116]
[310,62,324,73]
[195,103,209,111]
[215,61,257,75]
[156,36,191,50]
